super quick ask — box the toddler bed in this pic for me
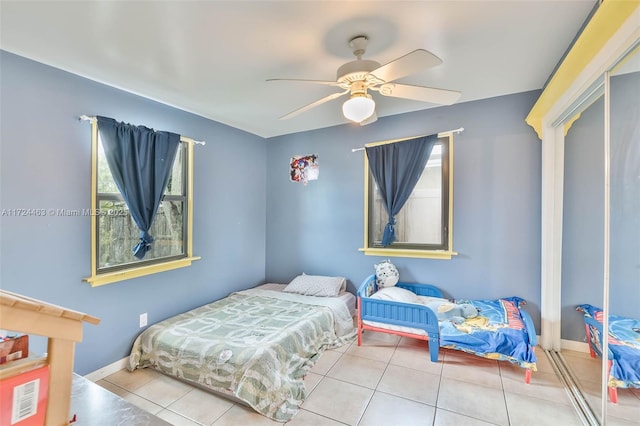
[357,274,537,383]
[576,304,640,403]
[128,275,356,422]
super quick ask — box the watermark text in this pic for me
[1,208,129,217]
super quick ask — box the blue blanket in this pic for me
[438,297,537,370]
[577,304,640,389]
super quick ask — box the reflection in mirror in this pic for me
[606,45,640,422]
[561,86,605,423]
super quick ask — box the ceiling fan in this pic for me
[268,35,462,125]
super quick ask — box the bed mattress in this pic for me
[128,285,356,421]
[257,283,356,317]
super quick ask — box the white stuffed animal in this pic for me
[374,259,399,288]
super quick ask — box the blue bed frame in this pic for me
[357,274,443,362]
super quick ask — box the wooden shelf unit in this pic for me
[0,289,100,426]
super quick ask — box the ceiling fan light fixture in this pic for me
[270,35,460,123]
[342,93,375,123]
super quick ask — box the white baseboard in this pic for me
[536,336,590,354]
[84,357,128,382]
[560,339,590,353]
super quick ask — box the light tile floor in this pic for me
[95,331,640,425]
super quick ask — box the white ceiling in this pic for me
[0,1,597,138]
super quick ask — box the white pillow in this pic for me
[416,296,451,305]
[283,274,346,297]
[370,287,419,304]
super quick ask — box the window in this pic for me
[361,134,456,259]
[84,120,199,286]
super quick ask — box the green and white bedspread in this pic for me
[128,288,355,421]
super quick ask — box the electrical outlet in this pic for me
[139,313,148,328]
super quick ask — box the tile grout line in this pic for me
[497,359,512,426]
[431,349,445,426]
[352,337,399,426]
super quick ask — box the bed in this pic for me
[128,278,356,421]
[576,304,640,403]
[357,274,537,382]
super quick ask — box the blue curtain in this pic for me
[97,116,180,259]
[365,134,437,246]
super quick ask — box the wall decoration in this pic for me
[290,154,319,185]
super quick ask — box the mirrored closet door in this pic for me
[557,43,639,425]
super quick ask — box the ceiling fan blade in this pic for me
[360,111,377,126]
[279,89,349,120]
[369,49,443,83]
[267,78,340,86]
[379,83,461,105]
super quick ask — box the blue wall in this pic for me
[562,71,640,341]
[265,92,543,326]
[1,50,549,375]
[0,51,267,375]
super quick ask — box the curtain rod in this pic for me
[351,127,464,152]
[79,115,206,146]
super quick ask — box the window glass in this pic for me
[363,135,454,258]
[96,138,187,272]
[97,199,185,269]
